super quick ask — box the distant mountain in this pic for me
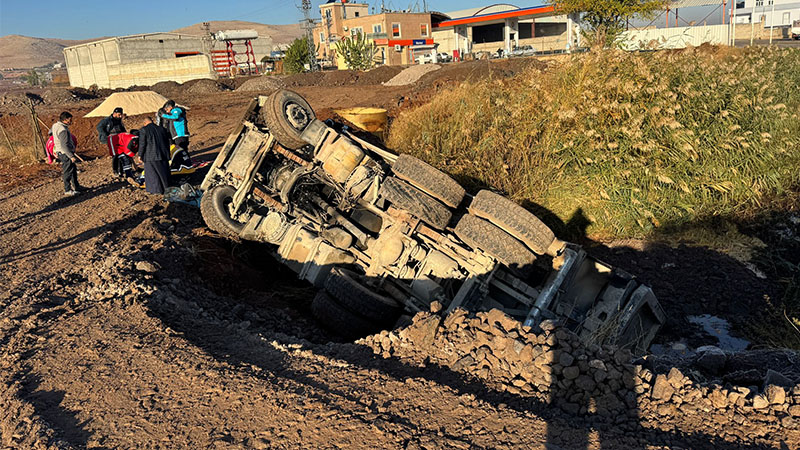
[171,21,304,46]
[0,35,105,69]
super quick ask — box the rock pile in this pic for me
[361,309,799,445]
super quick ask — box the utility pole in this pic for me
[201,22,213,55]
[750,1,757,45]
[300,0,318,72]
[769,0,775,44]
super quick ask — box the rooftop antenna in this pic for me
[423,0,428,11]
[300,0,318,72]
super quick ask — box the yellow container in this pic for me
[335,107,388,134]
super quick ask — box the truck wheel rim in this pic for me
[285,102,310,130]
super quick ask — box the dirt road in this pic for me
[3,158,796,449]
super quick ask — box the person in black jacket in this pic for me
[135,117,171,194]
[97,107,126,144]
[98,107,126,176]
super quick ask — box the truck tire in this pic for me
[200,185,245,237]
[455,214,536,275]
[324,267,402,324]
[392,154,465,208]
[469,190,556,256]
[260,89,316,150]
[379,177,452,229]
[311,290,380,338]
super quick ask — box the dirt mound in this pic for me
[281,71,325,88]
[357,65,404,85]
[41,88,78,104]
[321,70,358,86]
[0,92,33,112]
[183,78,227,95]
[150,80,181,97]
[362,309,800,447]
[67,87,103,101]
[236,76,286,92]
[383,64,441,86]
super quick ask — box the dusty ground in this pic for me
[1,61,799,449]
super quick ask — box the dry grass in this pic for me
[388,46,800,239]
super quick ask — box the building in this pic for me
[64,33,213,89]
[313,0,442,66]
[735,0,799,28]
[63,32,275,89]
[433,3,576,57]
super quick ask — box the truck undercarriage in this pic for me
[200,90,665,354]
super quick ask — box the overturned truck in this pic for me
[200,90,665,353]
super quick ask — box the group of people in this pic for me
[51,100,192,196]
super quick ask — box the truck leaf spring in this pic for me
[253,187,288,213]
[274,144,311,166]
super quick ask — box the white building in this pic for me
[432,3,577,57]
[734,0,800,27]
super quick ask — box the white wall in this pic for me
[66,53,214,89]
[619,24,729,50]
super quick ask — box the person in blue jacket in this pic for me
[159,100,189,153]
[159,100,193,172]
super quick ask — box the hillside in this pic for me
[171,21,304,46]
[0,35,103,69]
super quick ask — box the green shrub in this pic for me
[388,47,800,239]
[335,33,378,70]
[284,37,310,74]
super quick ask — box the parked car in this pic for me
[416,53,437,64]
[511,45,535,57]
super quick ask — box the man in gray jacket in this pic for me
[52,111,83,196]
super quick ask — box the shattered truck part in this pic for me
[200,90,666,353]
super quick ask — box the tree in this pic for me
[24,70,40,87]
[284,37,311,74]
[550,0,668,47]
[334,33,378,71]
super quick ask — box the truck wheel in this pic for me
[324,267,402,324]
[200,185,245,237]
[455,214,536,276]
[311,290,380,338]
[379,177,452,229]
[469,190,557,256]
[260,89,316,150]
[392,154,465,208]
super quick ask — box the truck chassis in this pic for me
[200,90,665,353]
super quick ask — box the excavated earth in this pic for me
[1,61,799,449]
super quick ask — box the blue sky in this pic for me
[0,0,540,40]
